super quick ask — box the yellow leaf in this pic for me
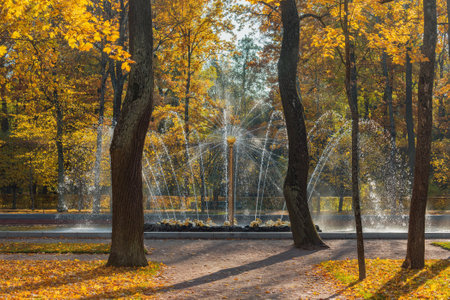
[68,37,77,48]
[121,62,131,72]
[93,32,101,42]
[0,46,7,56]
[11,31,21,39]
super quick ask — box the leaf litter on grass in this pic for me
[318,258,449,299]
[0,259,165,299]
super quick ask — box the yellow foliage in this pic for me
[319,259,450,299]
[0,260,164,299]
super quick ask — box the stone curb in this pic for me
[0,231,449,239]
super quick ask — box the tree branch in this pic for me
[299,13,329,25]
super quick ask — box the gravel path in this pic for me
[0,238,448,299]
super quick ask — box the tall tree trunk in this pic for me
[382,52,396,144]
[316,195,321,213]
[109,0,127,126]
[278,0,326,249]
[184,44,192,144]
[107,0,153,267]
[55,91,67,212]
[344,0,365,280]
[29,159,35,211]
[241,49,248,117]
[111,66,125,126]
[405,50,415,174]
[78,179,84,211]
[93,52,109,214]
[199,150,206,213]
[184,44,192,200]
[12,184,17,209]
[436,53,446,139]
[403,0,437,270]
[338,194,344,212]
[1,85,8,133]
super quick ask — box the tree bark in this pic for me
[1,84,8,133]
[338,195,344,212]
[241,47,248,116]
[12,184,17,210]
[199,148,206,212]
[55,91,67,212]
[183,43,192,201]
[436,52,446,139]
[78,179,84,211]
[93,52,109,214]
[278,0,326,249]
[403,0,437,270]
[109,0,127,126]
[405,50,415,174]
[29,159,35,211]
[382,52,396,143]
[107,0,153,267]
[111,65,125,126]
[344,0,365,280]
[184,43,192,144]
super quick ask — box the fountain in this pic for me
[1,107,448,237]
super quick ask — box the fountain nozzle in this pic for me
[227,136,236,146]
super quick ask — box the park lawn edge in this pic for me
[431,241,450,250]
[318,258,450,299]
[0,242,151,254]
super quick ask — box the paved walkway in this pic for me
[0,238,448,299]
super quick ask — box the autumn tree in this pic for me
[151,0,230,207]
[91,0,130,213]
[107,0,153,267]
[153,0,229,140]
[230,36,266,117]
[278,0,327,248]
[342,0,366,280]
[403,0,437,270]
[1,0,99,211]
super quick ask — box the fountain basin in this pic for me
[1,213,449,232]
[0,231,448,240]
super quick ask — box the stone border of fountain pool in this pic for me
[0,231,449,239]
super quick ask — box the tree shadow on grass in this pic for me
[370,259,449,299]
[323,259,449,300]
[324,279,361,299]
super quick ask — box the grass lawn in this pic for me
[432,242,450,250]
[319,258,449,299]
[0,242,153,254]
[0,242,112,254]
[0,260,163,298]
[0,225,61,231]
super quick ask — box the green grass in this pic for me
[0,242,111,254]
[0,242,152,254]
[432,241,450,250]
[0,225,61,231]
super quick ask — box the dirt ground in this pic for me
[0,238,449,299]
